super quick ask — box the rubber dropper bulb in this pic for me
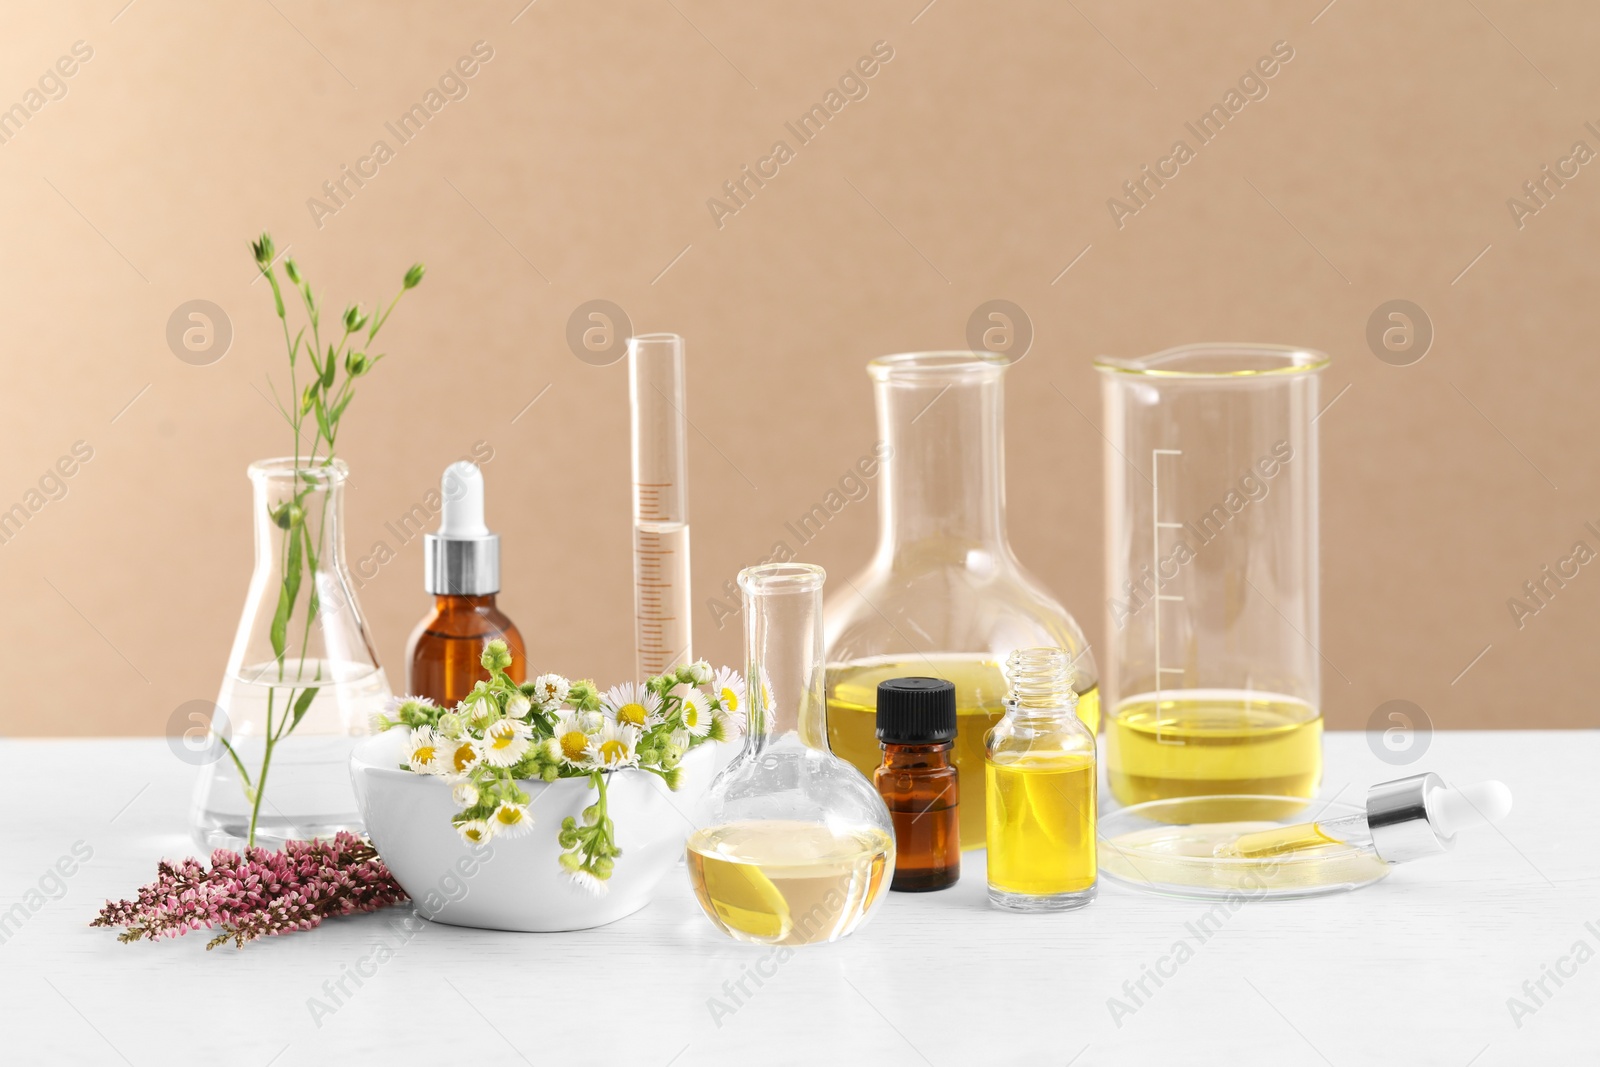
[439,461,489,538]
[1427,779,1513,839]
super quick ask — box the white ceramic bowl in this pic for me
[350,729,720,932]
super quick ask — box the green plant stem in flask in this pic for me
[823,353,1098,850]
[689,564,894,946]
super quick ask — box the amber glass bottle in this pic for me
[408,593,526,704]
[405,462,526,705]
[873,677,960,892]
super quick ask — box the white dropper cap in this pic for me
[1366,773,1515,863]
[439,461,490,537]
[424,462,499,595]
[1426,779,1514,839]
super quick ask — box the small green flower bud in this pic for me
[481,639,513,672]
[344,351,371,377]
[403,263,425,289]
[342,304,368,332]
[568,680,599,712]
[300,384,316,417]
[251,232,275,267]
[283,258,301,284]
[270,502,304,529]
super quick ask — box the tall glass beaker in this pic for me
[824,353,1097,850]
[1096,344,1327,809]
[689,564,894,946]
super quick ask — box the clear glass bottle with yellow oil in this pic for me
[824,353,1098,853]
[1095,344,1328,812]
[985,647,1097,910]
[688,563,894,946]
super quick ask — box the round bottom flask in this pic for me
[687,564,895,946]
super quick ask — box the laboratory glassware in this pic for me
[629,333,692,680]
[824,352,1097,850]
[688,563,894,946]
[406,461,526,705]
[1095,344,1327,808]
[192,458,390,851]
[1220,774,1512,861]
[985,648,1097,910]
[1098,773,1510,900]
[873,677,961,892]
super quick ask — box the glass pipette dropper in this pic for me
[1218,773,1513,862]
[628,333,693,680]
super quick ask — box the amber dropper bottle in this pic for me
[874,677,961,892]
[405,462,525,705]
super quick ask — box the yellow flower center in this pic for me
[617,702,648,727]
[721,687,738,713]
[450,743,475,772]
[495,807,523,826]
[560,730,589,760]
[462,825,486,842]
[413,745,436,764]
[600,739,628,765]
[683,703,701,727]
[488,725,517,751]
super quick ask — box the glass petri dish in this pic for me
[1099,795,1390,900]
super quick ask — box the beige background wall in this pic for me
[1,0,1595,736]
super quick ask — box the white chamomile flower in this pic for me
[506,690,532,717]
[481,718,532,767]
[678,688,712,738]
[603,682,662,730]
[406,727,444,774]
[452,780,479,807]
[688,660,713,685]
[711,667,747,732]
[490,802,534,838]
[567,868,608,897]
[594,719,640,769]
[456,819,493,844]
[553,713,596,768]
[464,692,498,730]
[534,673,571,707]
[439,736,481,777]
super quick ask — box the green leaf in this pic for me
[290,686,319,731]
[270,523,303,662]
[313,394,332,442]
[322,346,336,389]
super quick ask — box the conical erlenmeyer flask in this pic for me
[688,563,894,946]
[823,353,1097,849]
[191,458,390,850]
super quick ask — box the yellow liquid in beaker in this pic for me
[827,657,1099,850]
[686,821,892,946]
[1106,689,1321,814]
[985,751,1097,896]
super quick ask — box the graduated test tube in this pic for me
[629,333,693,680]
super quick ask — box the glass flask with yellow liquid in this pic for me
[688,563,894,946]
[1095,344,1328,813]
[824,353,1098,850]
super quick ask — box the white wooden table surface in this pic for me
[0,732,1592,1066]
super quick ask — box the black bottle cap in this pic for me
[875,677,958,744]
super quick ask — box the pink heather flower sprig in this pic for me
[92,832,407,950]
